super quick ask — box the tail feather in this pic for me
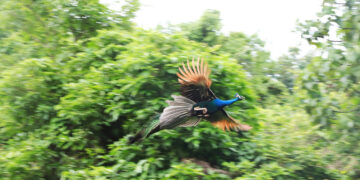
[128,116,160,144]
[128,130,145,144]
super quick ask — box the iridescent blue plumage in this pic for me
[213,97,240,108]
[193,94,244,114]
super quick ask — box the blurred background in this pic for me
[0,0,359,179]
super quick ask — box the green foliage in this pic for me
[179,9,222,46]
[219,32,270,75]
[296,0,360,178]
[0,131,57,180]
[0,58,64,137]
[252,106,343,179]
[0,0,139,69]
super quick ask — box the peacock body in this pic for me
[128,58,251,144]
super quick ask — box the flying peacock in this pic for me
[128,57,252,144]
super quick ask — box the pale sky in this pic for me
[101,0,323,59]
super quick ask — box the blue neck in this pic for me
[213,97,240,108]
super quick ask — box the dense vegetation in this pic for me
[0,0,358,179]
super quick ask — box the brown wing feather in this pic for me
[210,110,252,131]
[177,57,212,88]
[177,57,214,102]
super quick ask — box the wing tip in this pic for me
[236,124,252,131]
[211,120,252,132]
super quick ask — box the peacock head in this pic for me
[235,93,245,101]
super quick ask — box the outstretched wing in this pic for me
[159,95,202,129]
[209,109,252,131]
[177,57,214,102]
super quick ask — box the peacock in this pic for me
[128,58,252,144]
